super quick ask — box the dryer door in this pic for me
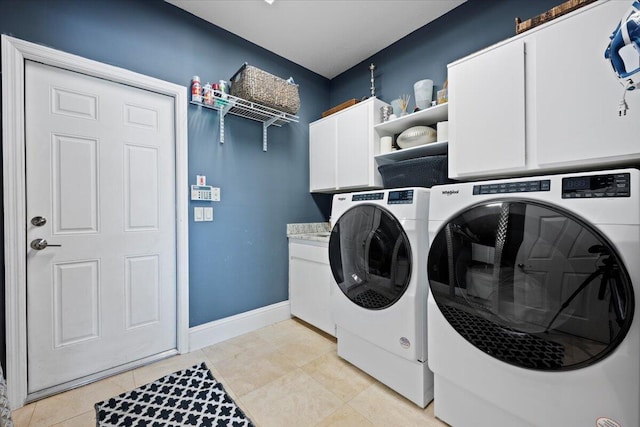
[427,200,634,371]
[329,204,412,310]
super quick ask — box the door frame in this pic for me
[1,35,190,408]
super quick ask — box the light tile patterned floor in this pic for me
[12,319,449,427]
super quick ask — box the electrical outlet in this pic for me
[212,187,221,201]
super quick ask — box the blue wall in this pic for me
[0,0,331,335]
[330,0,561,108]
[0,0,567,368]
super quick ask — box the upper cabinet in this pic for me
[310,97,389,193]
[533,1,638,168]
[309,117,336,192]
[448,40,525,178]
[448,0,639,180]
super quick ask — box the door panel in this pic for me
[51,87,98,120]
[53,260,100,347]
[124,144,159,230]
[52,134,99,233]
[125,255,160,329]
[25,60,177,393]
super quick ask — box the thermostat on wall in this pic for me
[191,185,213,201]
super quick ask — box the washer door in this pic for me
[329,204,412,310]
[427,200,634,371]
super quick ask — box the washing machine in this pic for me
[328,187,433,407]
[426,168,639,427]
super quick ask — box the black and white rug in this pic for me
[95,362,254,427]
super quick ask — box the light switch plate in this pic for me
[204,207,213,221]
[194,207,204,222]
[212,187,220,202]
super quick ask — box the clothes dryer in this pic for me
[427,169,639,427]
[329,187,433,407]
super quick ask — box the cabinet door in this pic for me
[309,118,336,192]
[449,40,526,178]
[289,241,335,336]
[336,103,371,189]
[535,1,637,168]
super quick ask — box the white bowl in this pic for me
[396,125,437,149]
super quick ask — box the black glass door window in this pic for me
[329,205,412,310]
[427,200,634,371]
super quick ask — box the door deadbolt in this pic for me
[30,238,62,250]
[31,216,47,227]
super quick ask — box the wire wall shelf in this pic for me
[190,90,299,151]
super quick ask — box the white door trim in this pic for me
[1,35,190,409]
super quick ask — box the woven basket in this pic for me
[230,63,300,114]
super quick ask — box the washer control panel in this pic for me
[562,173,630,198]
[388,189,414,204]
[352,192,384,201]
[473,179,551,195]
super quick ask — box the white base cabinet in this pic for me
[288,238,335,336]
[310,97,389,193]
[448,0,639,180]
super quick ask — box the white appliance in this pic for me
[328,187,433,407]
[427,168,639,427]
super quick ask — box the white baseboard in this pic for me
[188,301,291,351]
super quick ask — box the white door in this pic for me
[25,60,177,394]
[513,205,609,341]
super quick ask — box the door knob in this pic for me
[30,238,62,250]
[31,216,47,226]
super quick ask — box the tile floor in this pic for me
[11,318,448,427]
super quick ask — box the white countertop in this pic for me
[287,222,331,243]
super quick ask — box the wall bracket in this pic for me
[191,90,298,151]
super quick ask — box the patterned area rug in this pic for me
[95,362,254,427]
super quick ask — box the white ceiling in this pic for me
[166,0,466,79]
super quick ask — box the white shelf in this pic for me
[375,141,448,165]
[374,102,449,165]
[374,102,448,135]
[191,90,299,151]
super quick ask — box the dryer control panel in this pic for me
[562,173,630,198]
[473,179,550,195]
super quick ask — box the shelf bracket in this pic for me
[190,95,298,149]
[219,112,225,144]
[262,115,280,152]
[218,100,234,144]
